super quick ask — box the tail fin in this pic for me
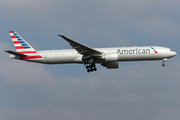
[9,31,38,55]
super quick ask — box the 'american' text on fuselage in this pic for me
[117,48,150,55]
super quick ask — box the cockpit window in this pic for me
[170,50,174,51]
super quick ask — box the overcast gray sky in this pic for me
[1,0,180,120]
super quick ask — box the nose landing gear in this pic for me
[162,62,165,67]
[162,58,167,67]
[85,63,97,73]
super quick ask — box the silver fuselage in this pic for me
[10,46,177,64]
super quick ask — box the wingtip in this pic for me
[57,34,65,37]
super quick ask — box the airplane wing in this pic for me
[4,50,27,57]
[58,35,103,58]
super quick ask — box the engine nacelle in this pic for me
[103,52,118,62]
[102,62,119,69]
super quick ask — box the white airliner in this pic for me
[5,31,177,72]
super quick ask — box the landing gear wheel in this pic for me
[86,65,89,69]
[91,64,95,67]
[85,63,97,72]
[162,63,165,67]
[162,58,167,67]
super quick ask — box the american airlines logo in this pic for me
[117,47,158,55]
[151,47,158,53]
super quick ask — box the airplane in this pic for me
[5,31,177,73]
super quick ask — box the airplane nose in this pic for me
[172,51,177,57]
[168,50,177,58]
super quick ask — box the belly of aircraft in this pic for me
[117,53,164,61]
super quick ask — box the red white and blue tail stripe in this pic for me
[9,31,42,59]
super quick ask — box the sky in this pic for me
[0,0,180,120]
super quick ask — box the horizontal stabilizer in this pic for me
[4,50,27,57]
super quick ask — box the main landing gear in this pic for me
[162,58,167,67]
[85,63,97,73]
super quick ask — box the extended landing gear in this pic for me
[85,64,97,73]
[162,62,165,67]
[162,58,167,67]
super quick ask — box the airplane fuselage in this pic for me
[6,31,177,72]
[10,46,176,64]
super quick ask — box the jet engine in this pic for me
[101,62,119,69]
[103,52,118,62]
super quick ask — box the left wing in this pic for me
[58,35,103,59]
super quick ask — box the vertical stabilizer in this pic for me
[9,31,37,55]
[9,31,42,60]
